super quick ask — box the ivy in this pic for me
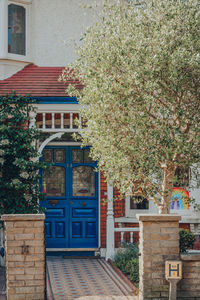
[0,93,46,214]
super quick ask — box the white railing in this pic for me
[35,111,82,132]
[0,225,5,267]
[115,227,140,244]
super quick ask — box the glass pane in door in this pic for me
[43,166,65,196]
[84,149,94,163]
[55,149,65,163]
[43,149,53,162]
[72,149,83,163]
[72,166,95,197]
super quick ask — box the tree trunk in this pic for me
[159,163,176,214]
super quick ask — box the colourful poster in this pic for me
[170,187,189,210]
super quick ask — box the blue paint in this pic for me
[40,146,99,250]
[31,96,78,104]
[46,252,95,257]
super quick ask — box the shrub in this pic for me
[113,243,139,285]
[125,258,139,284]
[0,93,46,214]
[179,228,195,253]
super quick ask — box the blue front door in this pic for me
[41,146,99,249]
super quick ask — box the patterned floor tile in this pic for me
[47,257,138,300]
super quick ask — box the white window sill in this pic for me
[0,54,32,63]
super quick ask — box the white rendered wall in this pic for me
[0,0,97,78]
[0,60,29,80]
[30,0,95,66]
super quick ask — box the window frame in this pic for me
[0,0,31,62]
[125,195,157,218]
[8,3,26,56]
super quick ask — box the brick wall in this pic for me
[2,214,45,300]
[137,214,181,300]
[178,254,200,300]
[100,172,126,248]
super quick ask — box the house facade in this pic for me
[0,0,200,258]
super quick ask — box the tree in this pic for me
[62,0,200,213]
[0,93,45,214]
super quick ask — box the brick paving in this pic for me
[46,257,138,300]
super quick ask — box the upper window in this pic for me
[8,4,26,55]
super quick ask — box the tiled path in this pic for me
[46,257,138,300]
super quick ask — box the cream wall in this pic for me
[31,0,95,66]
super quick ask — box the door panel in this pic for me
[43,199,69,248]
[69,199,98,248]
[41,146,98,249]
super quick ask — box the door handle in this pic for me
[82,202,86,206]
[48,200,59,206]
[70,201,73,205]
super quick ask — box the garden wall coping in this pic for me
[180,254,200,261]
[1,214,45,221]
[136,214,181,222]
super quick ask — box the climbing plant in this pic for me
[0,93,46,214]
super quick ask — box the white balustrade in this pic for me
[52,113,55,129]
[42,113,46,129]
[61,113,64,129]
[36,111,81,132]
[115,227,140,244]
[70,113,73,129]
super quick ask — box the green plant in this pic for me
[125,258,139,284]
[64,0,200,214]
[179,228,195,253]
[0,93,46,214]
[113,243,139,285]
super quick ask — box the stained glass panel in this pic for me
[43,149,53,162]
[55,149,65,163]
[43,166,65,196]
[8,4,26,55]
[84,149,94,163]
[73,166,95,197]
[72,149,83,163]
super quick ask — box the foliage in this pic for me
[63,0,200,213]
[126,258,139,284]
[113,243,139,285]
[179,228,195,253]
[0,93,46,214]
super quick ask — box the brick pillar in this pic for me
[136,214,181,300]
[2,214,45,300]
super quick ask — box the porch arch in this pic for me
[38,132,65,156]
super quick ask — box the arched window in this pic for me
[8,4,26,55]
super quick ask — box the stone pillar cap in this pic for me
[136,214,181,222]
[1,214,45,221]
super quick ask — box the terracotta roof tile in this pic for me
[0,64,81,97]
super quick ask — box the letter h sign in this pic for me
[165,261,182,280]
